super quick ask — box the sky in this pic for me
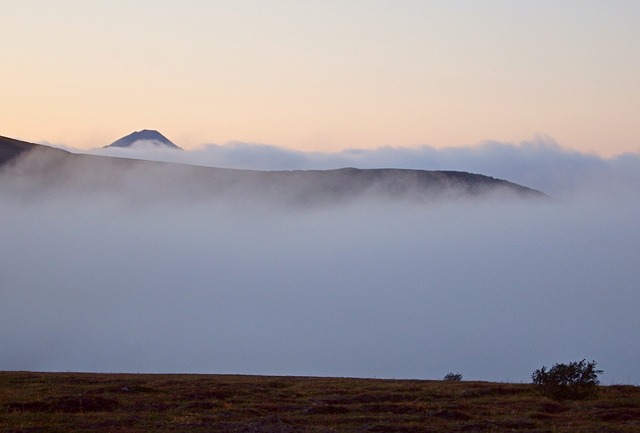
[2,1,640,384]
[2,0,639,156]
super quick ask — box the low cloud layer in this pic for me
[2,141,639,383]
[93,136,640,199]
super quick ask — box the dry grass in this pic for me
[1,371,639,432]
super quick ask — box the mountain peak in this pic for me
[105,130,181,149]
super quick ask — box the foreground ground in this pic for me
[1,372,639,432]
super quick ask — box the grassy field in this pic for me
[1,371,639,432]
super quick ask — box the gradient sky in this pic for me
[3,1,639,155]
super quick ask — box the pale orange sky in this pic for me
[2,1,639,156]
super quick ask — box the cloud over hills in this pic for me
[93,136,640,199]
[1,135,639,383]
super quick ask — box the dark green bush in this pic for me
[532,359,602,400]
[443,372,463,381]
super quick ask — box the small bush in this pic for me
[443,372,463,381]
[532,359,602,400]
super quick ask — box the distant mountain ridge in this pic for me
[0,134,547,205]
[105,129,181,149]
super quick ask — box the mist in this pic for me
[2,143,639,384]
[92,136,640,200]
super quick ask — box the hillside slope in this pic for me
[0,134,546,204]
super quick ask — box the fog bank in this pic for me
[1,147,639,384]
[93,136,640,199]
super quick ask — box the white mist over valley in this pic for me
[1,137,639,384]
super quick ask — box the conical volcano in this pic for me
[105,130,181,149]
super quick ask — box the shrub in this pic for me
[443,372,463,381]
[531,359,602,400]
